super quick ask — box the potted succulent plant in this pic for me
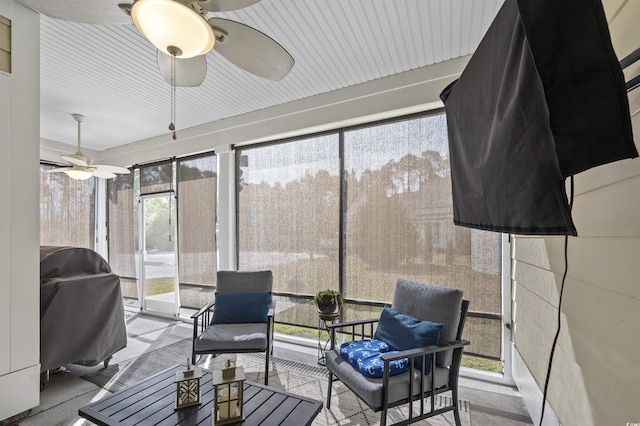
[314,289,344,318]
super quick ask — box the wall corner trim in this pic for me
[512,345,560,426]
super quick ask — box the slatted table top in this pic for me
[79,364,323,426]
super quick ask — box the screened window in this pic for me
[343,114,502,359]
[106,155,218,310]
[40,163,96,249]
[237,135,340,327]
[140,161,173,194]
[236,111,503,362]
[107,171,138,299]
[177,154,217,286]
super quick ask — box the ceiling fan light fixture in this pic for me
[64,168,93,180]
[131,0,215,59]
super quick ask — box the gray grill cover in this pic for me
[40,246,127,372]
[440,0,637,235]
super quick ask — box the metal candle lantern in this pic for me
[175,358,203,409]
[212,360,245,425]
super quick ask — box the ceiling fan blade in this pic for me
[208,18,294,81]
[60,154,90,167]
[197,0,261,13]
[93,165,131,174]
[157,51,207,87]
[45,167,72,173]
[91,170,118,179]
[16,0,131,24]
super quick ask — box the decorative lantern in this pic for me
[175,358,203,409]
[212,360,245,425]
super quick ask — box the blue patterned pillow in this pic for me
[340,339,390,369]
[358,351,409,378]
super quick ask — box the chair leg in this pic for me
[452,388,462,426]
[326,372,333,409]
[265,349,270,386]
[380,406,387,426]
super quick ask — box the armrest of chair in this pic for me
[268,299,277,318]
[267,300,277,354]
[325,318,380,350]
[191,300,216,338]
[378,339,471,404]
[191,300,216,320]
[325,317,379,330]
[379,339,470,362]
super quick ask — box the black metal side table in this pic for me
[317,312,339,366]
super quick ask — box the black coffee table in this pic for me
[79,364,322,425]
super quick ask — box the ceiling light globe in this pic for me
[131,0,215,59]
[65,169,93,180]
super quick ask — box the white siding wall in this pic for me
[512,2,640,425]
[0,0,40,421]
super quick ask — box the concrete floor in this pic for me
[14,312,532,426]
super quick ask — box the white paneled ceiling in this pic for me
[31,0,505,152]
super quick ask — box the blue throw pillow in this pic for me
[374,306,443,373]
[358,351,409,378]
[211,292,271,324]
[340,339,390,368]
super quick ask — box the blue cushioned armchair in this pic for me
[325,279,470,426]
[191,270,274,385]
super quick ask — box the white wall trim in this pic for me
[502,233,515,385]
[513,345,560,426]
[0,365,40,421]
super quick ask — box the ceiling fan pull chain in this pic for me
[169,50,177,140]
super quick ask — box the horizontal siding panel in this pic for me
[513,260,561,305]
[512,237,565,272]
[557,320,640,425]
[563,278,640,363]
[514,236,640,298]
[572,175,640,237]
[575,154,640,196]
[513,284,561,350]
[565,237,640,298]
[542,343,593,426]
[608,0,640,58]
[512,294,553,381]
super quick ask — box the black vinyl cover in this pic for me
[440,0,638,235]
[40,246,127,372]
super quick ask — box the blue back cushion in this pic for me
[211,292,271,324]
[374,306,443,372]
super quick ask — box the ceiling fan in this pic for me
[17,0,295,87]
[47,114,131,180]
[122,0,295,86]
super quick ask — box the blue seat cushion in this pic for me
[374,306,443,372]
[358,351,409,378]
[340,340,408,379]
[211,292,271,324]
[340,339,390,368]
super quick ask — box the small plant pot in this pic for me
[316,294,343,319]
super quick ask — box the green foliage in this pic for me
[313,289,344,305]
[461,355,502,373]
[143,196,173,252]
[144,277,174,296]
